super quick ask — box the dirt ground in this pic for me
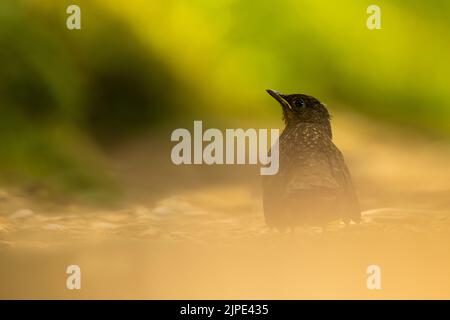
[1,113,449,299]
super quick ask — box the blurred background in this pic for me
[1,0,449,199]
[1,0,450,299]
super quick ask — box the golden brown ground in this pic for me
[1,113,449,299]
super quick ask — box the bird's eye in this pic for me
[295,99,305,108]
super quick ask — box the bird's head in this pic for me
[266,89,331,128]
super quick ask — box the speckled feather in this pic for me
[263,91,360,230]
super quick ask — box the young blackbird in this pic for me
[263,90,360,231]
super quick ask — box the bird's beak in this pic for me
[266,89,291,110]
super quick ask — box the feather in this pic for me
[263,119,360,229]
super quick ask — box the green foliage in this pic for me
[0,0,177,197]
[0,0,449,198]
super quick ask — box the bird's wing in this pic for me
[280,123,361,221]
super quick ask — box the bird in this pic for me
[263,89,360,231]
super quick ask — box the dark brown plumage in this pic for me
[263,90,360,231]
